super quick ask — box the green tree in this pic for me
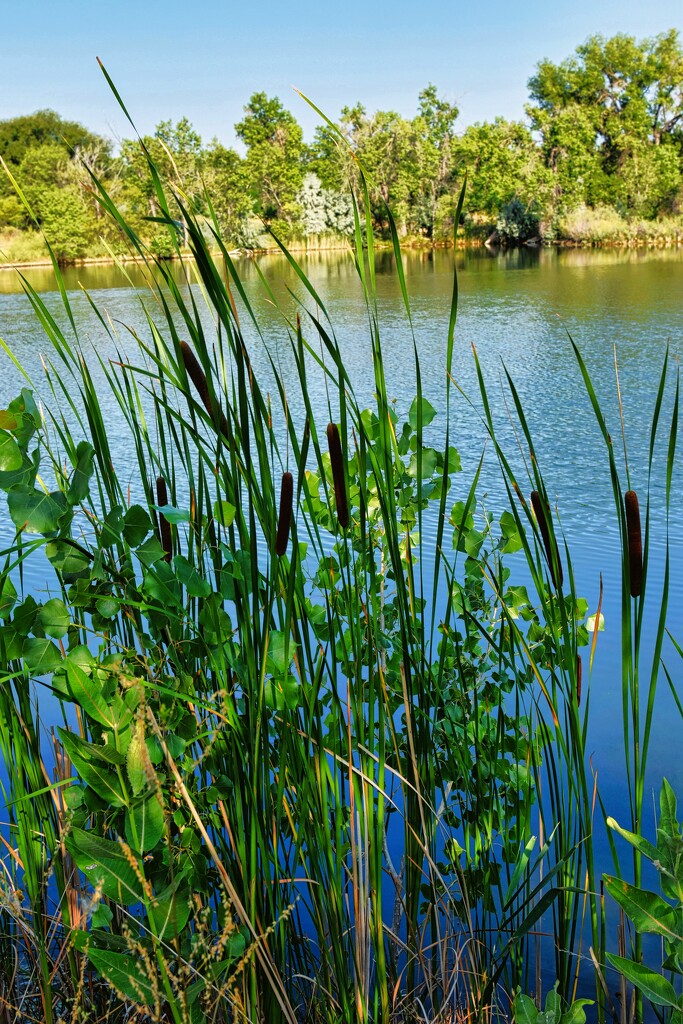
[235,93,305,236]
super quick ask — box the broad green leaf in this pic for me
[0,430,22,472]
[125,794,165,853]
[136,535,166,567]
[0,446,39,491]
[100,506,124,547]
[0,575,17,619]
[173,555,211,598]
[46,540,91,578]
[95,596,119,619]
[65,660,119,730]
[560,1001,593,1024]
[8,487,69,535]
[500,510,523,553]
[86,948,155,1007]
[513,992,538,1024]
[586,613,605,632]
[66,828,144,905]
[37,598,70,638]
[544,986,562,1024]
[213,499,236,526]
[154,503,190,524]
[606,954,680,1007]
[22,637,62,674]
[408,446,438,479]
[155,876,193,940]
[408,396,437,430]
[604,875,679,939]
[58,729,126,806]
[123,504,152,547]
[67,440,95,504]
[264,673,300,711]
[266,630,295,675]
[660,778,678,838]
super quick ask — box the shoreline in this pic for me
[1,234,682,272]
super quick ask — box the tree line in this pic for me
[1,28,683,261]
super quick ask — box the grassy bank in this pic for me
[0,89,681,1024]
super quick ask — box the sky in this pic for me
[1,0,681,149]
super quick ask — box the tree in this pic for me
[527,30,683,216]
[235,93,305,235]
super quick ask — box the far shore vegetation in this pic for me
[2,29,683,265]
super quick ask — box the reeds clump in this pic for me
[156,477,173,562]
[624,489,642,597]
[275,471,293,556]
[180,340,229,440]
[326,422,349,528]
[530,490,563,588]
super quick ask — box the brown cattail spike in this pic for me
[275,472,293,556]
[155,477,172,562]
[180,341,229,440]
[530,490,563,588]
[327,422,349,529]
[625,490,642,598]
[576,654,583,706]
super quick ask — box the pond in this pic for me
[1,243,682,909]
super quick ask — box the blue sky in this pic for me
[1,0,681,148]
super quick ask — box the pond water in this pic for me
[1,244,682,880]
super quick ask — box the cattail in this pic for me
[327,422,349,529]
[275,472,293,556]
[180,341,229,440]
[155,477,172,562]
[625,489,642,598]
[530,490,563,588]
[576,654,583,706]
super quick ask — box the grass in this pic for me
[0,76,681,1024]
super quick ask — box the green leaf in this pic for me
[513,992,539,1024]
[544,986,562,1024]
[603,875,679,939]
[408,396,437,430]
[213,499,236,526]
[154,504,190,524]
[500,510,523,554]
[58,729,126,807]
[660,779,679,838]
[37,598,70,639]
[66,828,144,905]
[136,535,166,567]
[123,504,152,547]
[8,487,69,535]
[0,430,22,472]
[173,555,211,598]
[67,441,95,504]
[560,1001,593,1024]
[606,954,680,1008]
[155,880,193,940]
[23,637,62,674]
[86,948,155,1008]
[65,659,127,730]
[125,795,165,853]
[45,540,91,579]
[266,630,294,675]
[408,446,438,479]
[264,673,300,711]
[95,596,119,619]
[0,575,17,619]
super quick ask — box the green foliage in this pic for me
[605,780,683,1018]
[513,983,593,1024]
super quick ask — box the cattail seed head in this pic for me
[327,422,349,529]
[155,477,172,562]
[625,489,642,598]
[180,341,229,440]
[275,471,293,556]
[530,490,563,588]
